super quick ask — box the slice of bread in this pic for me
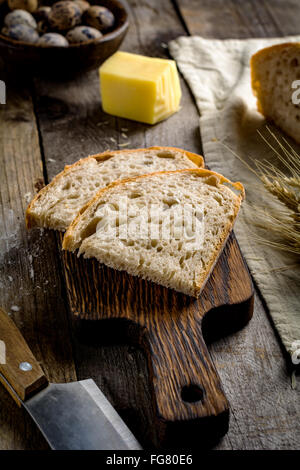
[251,42,300,143]
[26,147,204,231]
[63,169,244,297]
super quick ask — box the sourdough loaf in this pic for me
[251,42,300,143]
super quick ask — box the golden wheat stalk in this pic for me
[253,207,300,255]
[220,127,300,255]
[253,128,300,255]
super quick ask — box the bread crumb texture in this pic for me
[63,169,243,297]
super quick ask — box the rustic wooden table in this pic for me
[0,0,299,450]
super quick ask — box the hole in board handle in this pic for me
[181,384,204,403]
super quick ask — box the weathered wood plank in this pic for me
[0,77,76,449]
[176,0,300,450]
[212,292,300,450]
[175,0,300,38]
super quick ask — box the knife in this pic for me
[0,308,142,450]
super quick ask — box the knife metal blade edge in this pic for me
[1,372,142,450]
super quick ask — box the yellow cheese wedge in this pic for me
[99,51,182,125]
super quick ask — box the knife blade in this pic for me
[0,308,142,450]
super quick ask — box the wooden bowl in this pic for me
[0,0,129,76]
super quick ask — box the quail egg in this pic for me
[83,6,115,32]
[66,25,102,43]
[73,0,90,14]
[4,9,37,29]
[34,6,51,22]
[2,23,39,43]
[48,1,82,31]
[7,0,38,13]
[38,32,69,47]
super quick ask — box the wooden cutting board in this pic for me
[60,231,254,446]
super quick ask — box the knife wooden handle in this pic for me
[0,308,48,405]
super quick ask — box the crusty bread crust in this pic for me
[251,42,297,112]
[63,168,244,297]
[251,42,300,69]
[251,42,300,144]
[25,147,204,230]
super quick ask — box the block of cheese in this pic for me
[99,51,182,125]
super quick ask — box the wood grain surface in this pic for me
[0,0,299,450]
[61,230,253,445]
[0,76,76,449]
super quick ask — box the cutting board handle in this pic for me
[0,308,48,405]
[144,317,229,426]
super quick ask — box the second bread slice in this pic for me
[63,169,244,297]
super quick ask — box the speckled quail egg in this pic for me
[34,6,51,22]
[2,24,39,43]
[66,25,102,43]
[48,1,82,31]
[38,32,69,47]
[7,0,38,13]
[73,0,90,14]
[4,9,37,29]
[83,6,115,32]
